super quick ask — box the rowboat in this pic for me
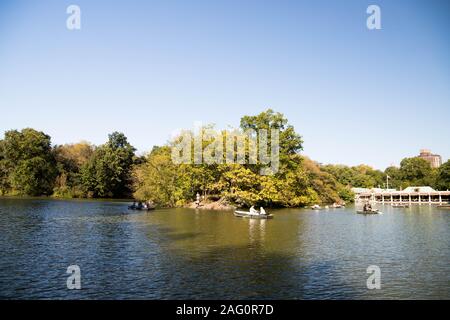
[356,209,381,215]
[392,204,409,208]
[234,210,273,219]
[128,205,155,211]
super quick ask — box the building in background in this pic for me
[418,149,442,168]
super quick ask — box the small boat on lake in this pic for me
[128,201,155,211]
[357,201,381,214]
[392,203,409,208]
[356,209,381,214]
[311,204,322,210]
[234,211,273,219]
[128,206,155,211]
[234,206,273,219]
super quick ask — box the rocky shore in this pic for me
[185,198,235,211]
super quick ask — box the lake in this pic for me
[0,198,448,299]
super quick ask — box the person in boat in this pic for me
[363,202,372,212]
[137,201,143,210]
[250,206,259,215]
[131,201,137,209]
[260,207,267,215]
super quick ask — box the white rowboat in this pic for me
[234,210,273,219]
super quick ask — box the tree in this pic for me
[0,140,11,195]
[384,166,402,189]
[399,157,435,187]
[53,142,95,197]
[54,141,94,168]
[303,157,341,204]
[81,132,136,198]
[240,109,303,174]
[322,163,384,189]
[219,164,263,206]
[133,146,181,206]
[240,109,303,155]
[0,128,57,196]
[435,160,450,191]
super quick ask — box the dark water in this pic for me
[0,198,448,299]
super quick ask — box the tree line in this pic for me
[132,110,450,207]
[1,110,449,207]
[0,129,138,198]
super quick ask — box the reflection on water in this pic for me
[0,198,449,299]
[248,218,266,243]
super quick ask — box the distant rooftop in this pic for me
[353,186,447,195]
[402,186,436,193]
[352,187,396,194]
[420,149,432,155]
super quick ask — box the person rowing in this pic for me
[250,206,259,215]
[363,202,373,212]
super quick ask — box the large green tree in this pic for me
[240,109,303,174]
[399,157,435,187]
[384,166,402,189]
[133,146,186,206]
[81,132,136,198]
[53,142,95,197]
[0,128,57,195]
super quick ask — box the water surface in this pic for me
[0,198,448,299]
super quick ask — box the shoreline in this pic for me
[0,195,133,203]
[185,200,236,211]
[0,195,352,210]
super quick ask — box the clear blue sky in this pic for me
[0,0,449,169]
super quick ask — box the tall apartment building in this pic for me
[418,149,442,168]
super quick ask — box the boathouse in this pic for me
[353,186,450,204]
